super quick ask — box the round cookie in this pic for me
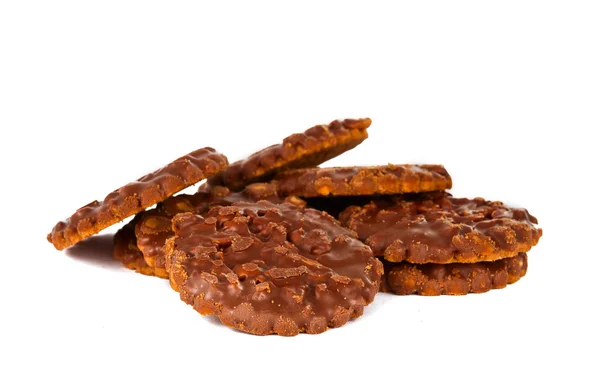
[276,164,452,197]
[383,253,528,296]
[165,201,383,336]
[47,147,229,250]
[339,192,542,264]
[212,118,371,191]
[135,183,305,277]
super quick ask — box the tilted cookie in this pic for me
[165,201,383,336]
[211,118,371,191]
[47,147,228,250]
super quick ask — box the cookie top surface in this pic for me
[213,118,371,191]
[166,201,382,336]
[135,183,305,273]
[383,253,528,296]
[276,164,452,197]
[339,193,542,263]
[47,147,229,250]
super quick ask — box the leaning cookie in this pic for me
[165,202,383,336]
[383,253,528,296]
[211,118,371,191]
[276,164,452,197]
[134,183,305,277]
[47,147,229,250]
[339,192,542,264]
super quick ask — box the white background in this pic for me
[1,1,599,365]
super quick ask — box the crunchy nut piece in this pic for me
[331,274,352,284]
[340,192,542,264]
[382,253,528,296]
[231,237,254,252]
[167,201,382,336]
[211,118,371,191]
[255,282,271,293]
[276,164,452,198]
[47,147,229,250]
[266,266,309,279]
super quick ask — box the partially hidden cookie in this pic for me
[211,118,371,191]
[113,218,163,277]
[165,201,383,336]
[339,192,542,264]
[134,183,305,278]
[276,164,452,197]
[383,253,528,296]
[47,147,229,250]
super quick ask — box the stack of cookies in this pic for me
[47,118,542,336]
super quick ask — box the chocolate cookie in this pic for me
[212,118,371,191]
[382,253,528,296]
[135,183,304,278]
[276,164,452,197]
[48,147,229,250]
[339,193,542,263]
[113,218,163,277]
[165,202,383,336]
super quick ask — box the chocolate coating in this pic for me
[135,183,305,276]
[383,253,528,296]
[212,118,371,191]
[165,201,383,336]
[47,147,229,250]
[276,164,452,197]
[339,193,542,263]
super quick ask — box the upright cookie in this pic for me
[339,193,542,263]
[113,218,162,277]
[134,183,304,278]
[276,164,452,197]
[48,147,229,250]
[212,118,371,191]
[165,202,383,336]
[383,253,528,296]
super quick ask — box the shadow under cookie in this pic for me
[65,233,122,270]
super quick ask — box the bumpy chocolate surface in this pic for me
[135,183,304,276]
[113,218,165,278]
[212,118,371,191]
[165,201,383,336]
[339,193,542,263]
[383,253,528,296]
[48,147,229,250]
[276,164,452,197]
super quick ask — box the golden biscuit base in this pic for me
[48,147,228,250]
[340,193,542,264]
[276,164,452,197]
[211,118,371,191]
[382,253,528,296]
